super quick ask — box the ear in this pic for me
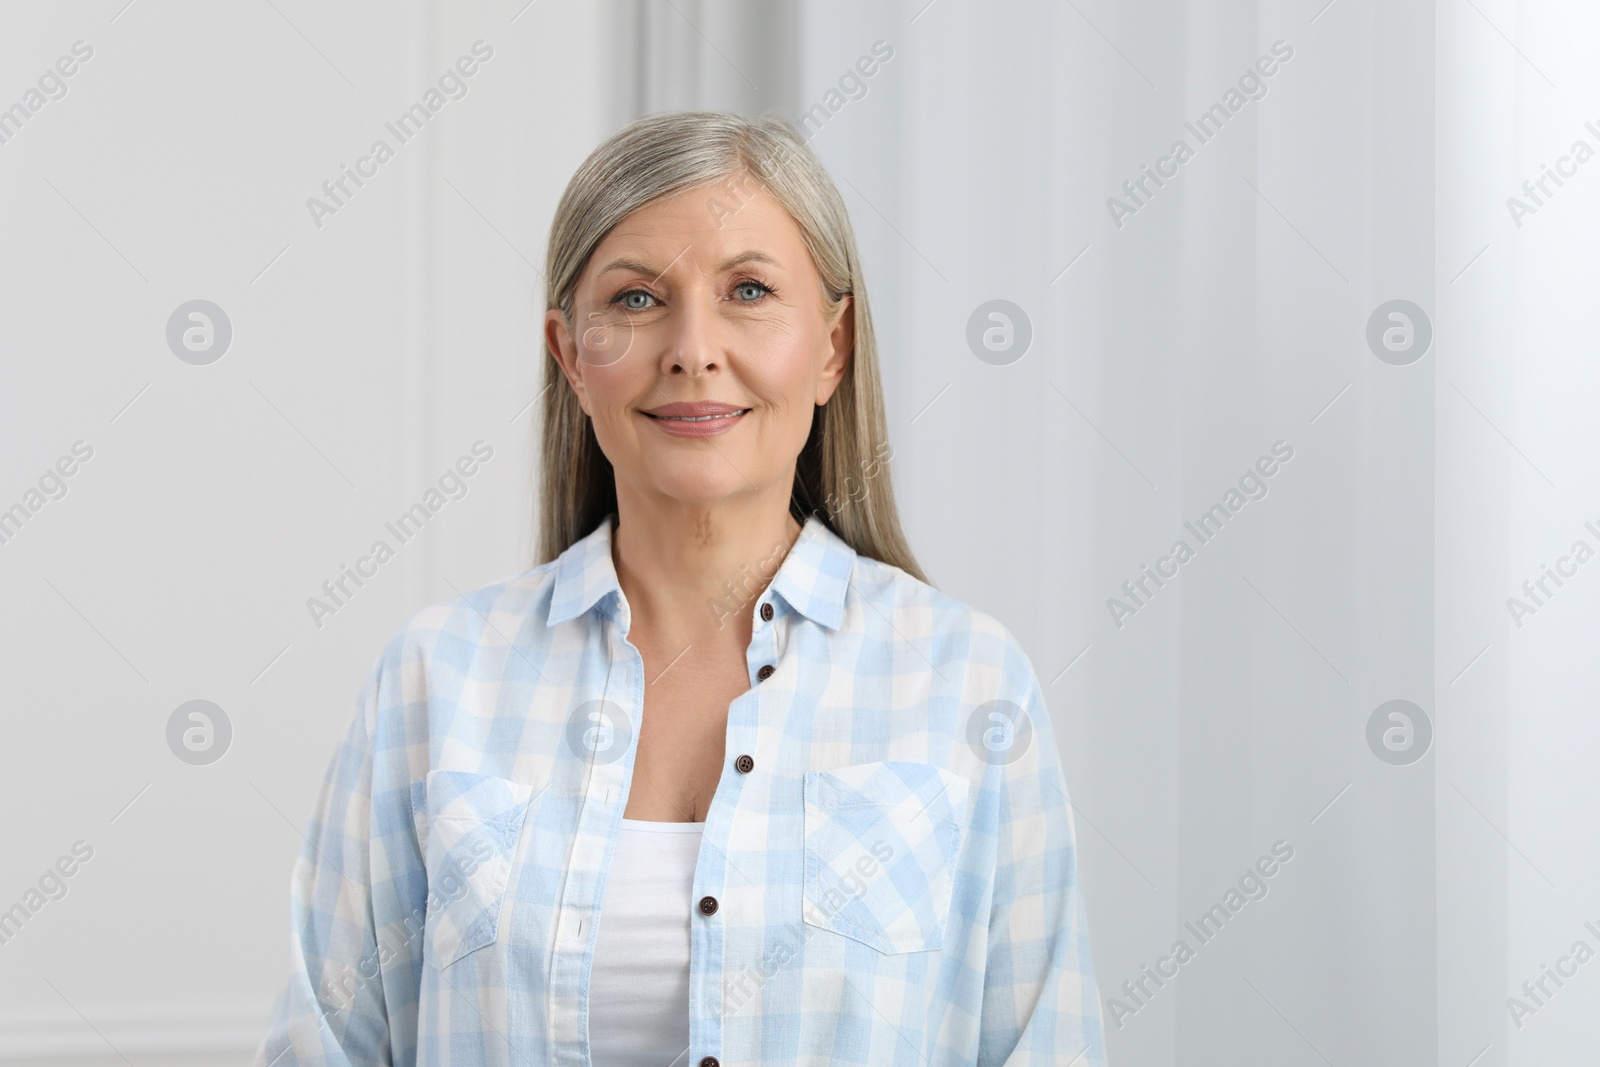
[815,293,854,406]
[544,307,591,414]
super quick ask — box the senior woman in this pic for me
[255,111,1104,1067]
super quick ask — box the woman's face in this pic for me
[546,178,852,512]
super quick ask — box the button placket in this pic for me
[748,599,779,685]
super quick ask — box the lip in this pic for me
[639,400,751,438]
[642,401,748,418]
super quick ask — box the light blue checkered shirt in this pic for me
[254,513,1105,1066]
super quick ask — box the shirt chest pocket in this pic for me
[801,760,970,955]
[410,770,533,970]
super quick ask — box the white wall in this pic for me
[0,0,610,1060]
[796,1,1590,1064]
[1438,3,1600,1065]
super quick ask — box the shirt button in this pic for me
[760,602,774,622]
[756,664,774,681]
[735,753,754,774]
[698,895,719,916]
[699,1058,720,1067]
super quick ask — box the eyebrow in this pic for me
[596,249,781,280]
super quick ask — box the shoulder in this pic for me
[357,560,563,714]
[845,554,1065,789]
[846,553,1040,699]
[848,553,1025,654]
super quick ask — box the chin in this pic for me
[642,458,760,507]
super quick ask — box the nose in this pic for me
[660,289,720,377]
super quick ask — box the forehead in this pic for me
[586,181,809,276]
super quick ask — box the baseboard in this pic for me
[0,1004,265,1063]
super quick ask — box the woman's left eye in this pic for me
[733,280,773,302]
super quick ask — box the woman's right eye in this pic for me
[615,289,656,310]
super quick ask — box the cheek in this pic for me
[745,323,826,411]
[580,362,648,440]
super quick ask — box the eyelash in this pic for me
[610,277,778,309]
[733,278,778,302]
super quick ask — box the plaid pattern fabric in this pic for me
[254,513,1106,1066]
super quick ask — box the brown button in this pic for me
[760,602,774,621]
[735,753,754,774]
[698,895,719,916]
[699,1059,720,1067]
[756,664,775,681]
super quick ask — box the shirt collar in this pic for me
[546,512,856,631]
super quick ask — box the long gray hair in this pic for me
[538,110,925,583]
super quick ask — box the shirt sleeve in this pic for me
[253,645,427,1066]
[977,651,1107,1067]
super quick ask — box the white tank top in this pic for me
[587,817,704,1066]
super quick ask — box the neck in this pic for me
[610,484,803,647]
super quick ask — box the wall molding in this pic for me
[0,1004,263,1062]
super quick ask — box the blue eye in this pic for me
[615,289,656,310]
[734,281,773,302]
